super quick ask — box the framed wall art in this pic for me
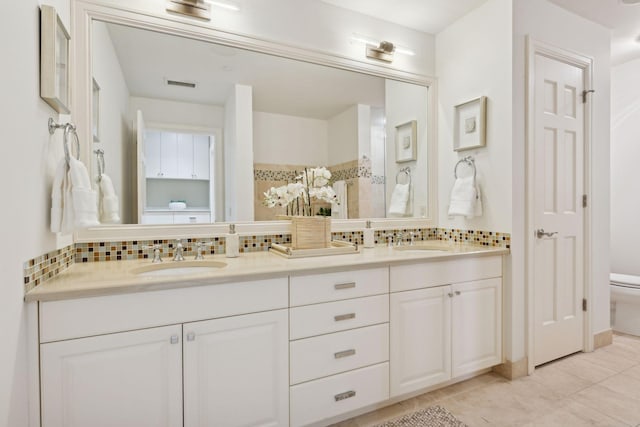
[40,5,71,114]
[453,96,487,151]
[395,120,417,163]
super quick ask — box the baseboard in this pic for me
[492,357,528,380]
[594,329,613,349]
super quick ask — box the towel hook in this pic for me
[454,156,476,180]
[396,167,411,186]
[94,149,105,182]
[48,118,80,165]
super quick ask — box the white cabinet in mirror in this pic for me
[74,1,436,230]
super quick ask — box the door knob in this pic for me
[536,229,557,238]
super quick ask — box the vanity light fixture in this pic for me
[350,33,415,63]
[166,0,211,20]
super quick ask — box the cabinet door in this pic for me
[144,130,162,178]
[183,309,289,427]
[390,286,451,398]
[41,325,183,427]
[192,135,210,179]
[176,133,194,179]
[160,131,178,177]
[451,278,502,377]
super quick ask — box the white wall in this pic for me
[224,84,254,221]
[92,21,132,223]
[253,112,328,165]
[129,96,224,129]
[513,0,612,346]
[0,1,70,425]
[436,0,513,233]
[90,0,435,77]
[611,58,640,275]
[385,79,429,217]
[328,105,359,166]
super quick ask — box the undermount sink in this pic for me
[131,261,227,277]
[394,244,450,253]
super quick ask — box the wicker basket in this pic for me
[290,216,332,249]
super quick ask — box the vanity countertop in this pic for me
[25,242,509,302]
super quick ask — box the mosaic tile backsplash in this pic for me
[23,227,509,293]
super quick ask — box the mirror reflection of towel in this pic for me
[388,183,411,216]
[99,174,121,224]
[331,180,348,219]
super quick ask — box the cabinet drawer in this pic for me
[290,362,389,427]
[390,255,502,292]
[290,267,388,306]
[290,323,389,385]
[173,212,210,224]
[290,294,389,340]
[40,278,288,343]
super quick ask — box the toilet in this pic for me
[610,273,640,336]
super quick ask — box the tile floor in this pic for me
[334,334,640,427]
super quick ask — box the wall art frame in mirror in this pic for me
[453,96,487,151]
[40,5,70,114]
[395,120,417,163]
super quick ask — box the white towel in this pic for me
[99,174,121,224]
[448,176,483,218]
[388,183,411,216]
[50,159,66,233]
[51,157,100,233]
[331,180,348,219]
[69,158,100,229]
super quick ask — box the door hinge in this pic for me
[582,298,587,312]
[582,89,595,103]
[582,194,587,208]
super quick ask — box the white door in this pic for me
[532,52,585,366]
[41,325,183,427]
[390,286,451,397]
[192,135,211,180]
[451,278,502,377]
[136,110,148,222]
[177,133,194,179]
[183,309,289,427]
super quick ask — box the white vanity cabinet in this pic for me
[183,310,289,427]
[389,256,503,398]
[288,268,390,427]
[39,278,289,427]
[40,325,184,427]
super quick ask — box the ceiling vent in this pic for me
[166,79,197,89]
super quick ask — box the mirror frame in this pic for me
[71,0,438,241]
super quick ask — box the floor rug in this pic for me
[372,406,468,427]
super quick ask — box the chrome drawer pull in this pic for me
[334,282,356,290]
[334,349,356,359]
[334,313,356,321]
[334,390,356,402]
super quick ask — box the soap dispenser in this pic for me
[225,224,239,258]
[363,220,375,248]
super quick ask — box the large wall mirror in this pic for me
[74,3,435,232]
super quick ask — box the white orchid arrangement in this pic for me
[263,167,338,216]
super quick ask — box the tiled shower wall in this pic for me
[23,227,509,293]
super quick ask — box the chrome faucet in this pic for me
[173,239,185,261]
[386,233,394,247]
[142,244,163,263]
[409,232,418,246]
[396,232,404,247]
[194,241,213,260]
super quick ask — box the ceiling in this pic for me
[321,0,640,65]
[104,22,385,119]
[320,0,489,34]
[548,0,640,65]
